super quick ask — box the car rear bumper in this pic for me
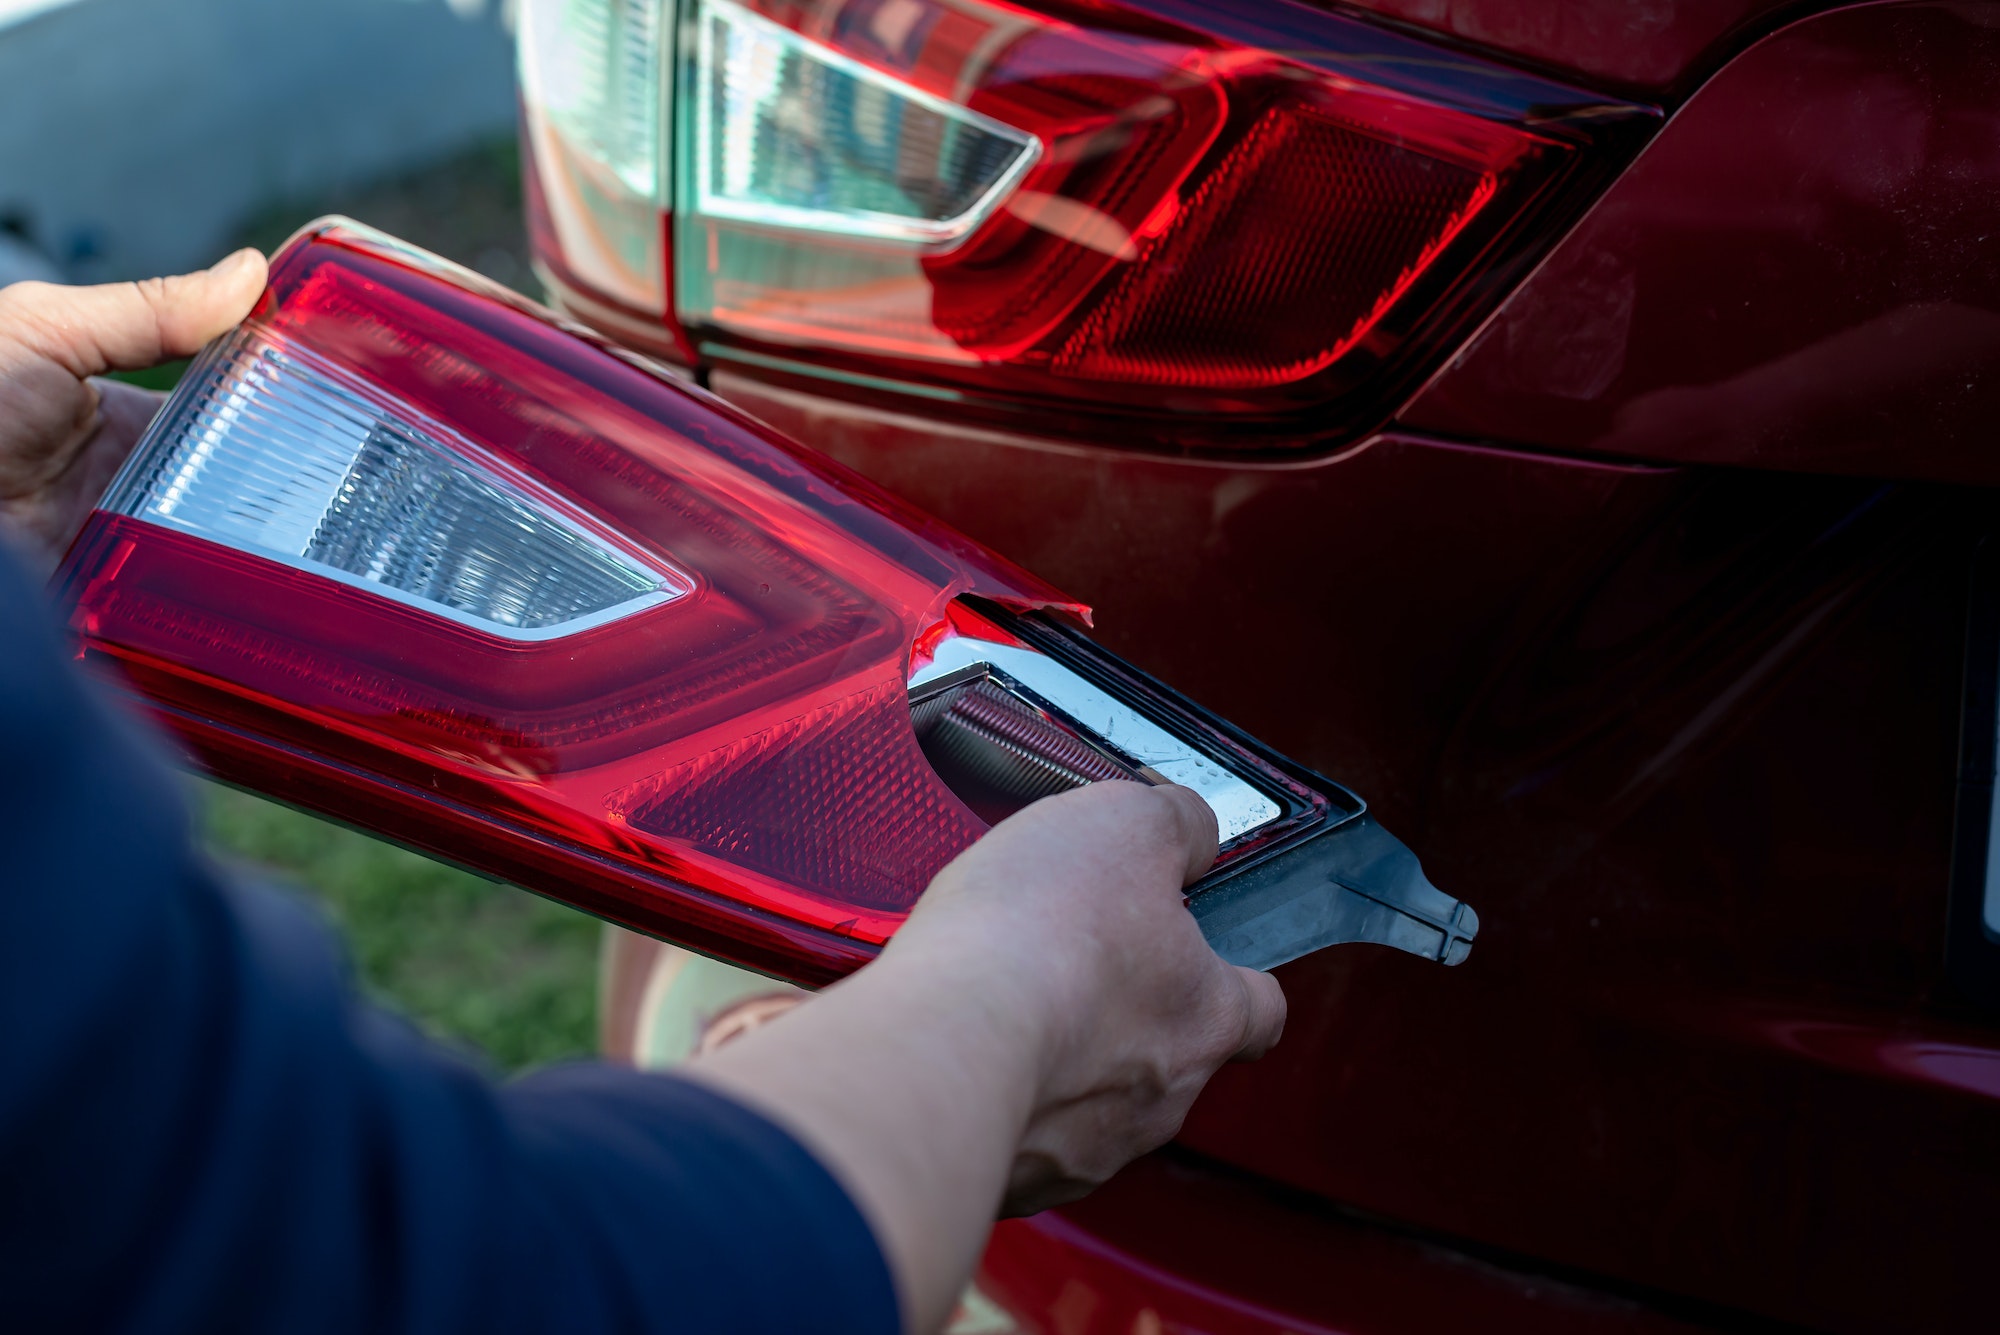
[969,1154,1734,1335]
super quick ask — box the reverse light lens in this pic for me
[107,333,684,639]
[694,0,1039,243]
[530,0,665,200]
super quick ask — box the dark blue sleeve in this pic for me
[0,548,899,1335]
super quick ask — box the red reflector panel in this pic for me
[612,679,987,913]
[58,219,1080,982]
[1054,105,1497,388]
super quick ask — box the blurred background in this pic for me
[1,0,600,1072]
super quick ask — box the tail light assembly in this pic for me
[57,221,1475,984]
[518,0,1654,441]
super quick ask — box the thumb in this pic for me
[0,249,266,378]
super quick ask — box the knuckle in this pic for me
[132,278,179,325]
[1199,977,1262,1060]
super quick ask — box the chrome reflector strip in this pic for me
[911,635,1283,842]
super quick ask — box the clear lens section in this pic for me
[693,0,1040,244]
[518,0,670,313]
[107,331,686,640]
[522,0,666,200]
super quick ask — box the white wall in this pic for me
[0,0,517,280]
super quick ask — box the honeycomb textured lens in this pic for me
[1054,106,1498,388]
[617,680,988,912]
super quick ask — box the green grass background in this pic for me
[199,784,601,1071]
[125,140,603,1073]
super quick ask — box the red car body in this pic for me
[536,2,2000,1330]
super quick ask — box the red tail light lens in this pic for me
[61,220,1080,979]
[520,0,1654,438]
[60,221,1482,982]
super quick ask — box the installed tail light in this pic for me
[519,0,1653,437]
[58,220,1474,982]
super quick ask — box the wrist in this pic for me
[869,911,1097,1120]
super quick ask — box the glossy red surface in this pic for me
[975,1155,1721,1334]
[60,222,1077,985]
[1401,2,2000,484]
[1336,0,1823,95]
[553,0,2000,1326]
[716,374,2000,1331]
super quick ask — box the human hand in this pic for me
[890,780,1286,1215]
[684,780,1284,1334]
[0,251,267,572]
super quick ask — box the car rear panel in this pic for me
[1336,0,1811,95]
[532,0,2000,1328]
[714,376,1998,1334]
[1401,1,2000,485]
[976,1155,1734,1335]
